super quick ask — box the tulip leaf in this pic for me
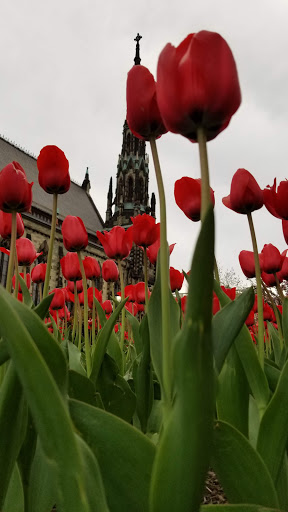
[67,341,86,376]
[126,310,142,354]
[257,357,288,484]
[264,359,280,392]
[212,286,254,373]
[217,344,249,436]
[214,280,270,414]
[96,353,136,422]
[93,297,107,328]
[33,294,54,320]
[0,285,91,512]
[0,363,27,509]
[0,339,10,366]
[275,453,288,511]
[68,370,98,406]
[282,297,288,347]
[267,322,282,367]
[212,420,279,508]
[3,463,24,512]
[69,398,155,512]
[134,315,154,433]
[149,206,215,512]
[18,274,33,308]
[27,440,57,512]
[147,254,180,391]
[107,331,123,373]
[17,412,37,508]
[90,298,128,383]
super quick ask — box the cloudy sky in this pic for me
[0,0,288,287]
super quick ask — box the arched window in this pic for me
[127,176,134,202]
[139,178,144,201]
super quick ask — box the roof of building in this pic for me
[0,136,104,234]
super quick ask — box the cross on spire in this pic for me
[134,33,142,65]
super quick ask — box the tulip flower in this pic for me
[37,145,70,194]
[67,280,83,294]
[245,310,255,327]
[222,169,263,214]
[174,177,215,222]
[131,214,160,247]
[0,162,33,213]
[87,287,102,309]
[125,284,135,302]
[97,226,133,260]
[261,271,278,287]
[181,295,187,314]
[169,267,184,293]
[221,286,236,301]
[101,300,113,315]
[134,282,147,304]
[49,288,65,310]
[264,179,288,220]
[263,178,282,219]
[60,252,82,282]
[125,301,138,316]
[261,244,284,274]
[156,31,241,142]
[0,212,24,239]
[126,65,167,141]
[263,302,274,322]
[62,216,88,252]
[83,256,101,280]
[102,260,119,282]
[12,272,31,292]
[146,239,175,265]
[7,238,41,266]
[31,263,47,284]
[278,251,288,280]
[239,250,257,278]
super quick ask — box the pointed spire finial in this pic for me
[85,166,89,178]
[134,33,142,65]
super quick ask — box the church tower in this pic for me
[104,34,156,229]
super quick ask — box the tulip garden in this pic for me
[1,29,288,512]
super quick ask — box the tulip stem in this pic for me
[118,258,125,374]
[14,250,19,297]
[197,127,211,222]
[77,252,91,376]
[247,212,264,369]
[150,137,172,409]
[43,193,58,298]
[92,280,96,347]
[274,273,285,302]
[262,280,284,349]
[143,247,149,312]
[39,283,43,303]
[72,282,78,344]
[6,211,17,293]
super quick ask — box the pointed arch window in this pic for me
[127,176,134,202]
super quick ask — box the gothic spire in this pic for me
[134,33,142,65]
[81,166,91,194]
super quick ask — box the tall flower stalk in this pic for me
[77,252,91,376]
[6,212,17,293]
[43,193,58,298]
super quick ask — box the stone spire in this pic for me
[81,167,91,194]
[105,177,113,223]
[134,33,142,65]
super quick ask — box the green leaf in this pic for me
[282,297,288,347]
[214,281,270,414]
[97,354,136,422]
[93,297,107,328]
[68,370,98,407]
[147,255,180,391]
[150,207,215,512]
[27,440,57,512]
[17,412,37,508]
[3,464,24,512]
[18,274,33,308]
[212,286,254,373]
[257,357,288,484]
[0,286,90,512]
[126,310,142,354]
[267,322,282,367]
[90,298,128,383]
[217,344,250,436]
[107,330,123,373]
[69,398,155,512]
[0,363,27,508]
[135,315,154,433]
[34,294,54,320]
[212,420,279,508]
[275,453,288,511]
[0,339,10,366]
[67,341,86,376]
[264,359,280,392]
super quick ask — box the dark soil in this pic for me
[203,470,228,505]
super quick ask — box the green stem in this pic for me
[38,283,43,303]
[247,212,264,369]
[197,127,211,222]
[6,212,17,293]
[262,280,284,350]
[118,258,125,374]
[149,137,171,407]
[43,193,58,298]
[143,247,149,312]
[214,257,220,284]
[274,273,285,302]
[14,248,19,297]
[77,252,91,376]
[92,280,96,348]
[72,282,78,344]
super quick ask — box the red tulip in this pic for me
[12,272,31,292]
[282,220,288,245]
[60,252,82,281]
[31,263,47,284]
[62,216,88,252]
[0,212,24,239]
[239,250,257,278]
[261,244,284,274]
[0,162,33,213]
[213,296,220,315]
[16,238,42,266]
[278,251,288,280]
[181,295,187,313]
[131,214,160,248]
[174,177,215,222]
[102,300,113,314]
[221,286,236,301]
[263,302,274,322]
[67,280,83,294]
[125,284,135,302]
[78,291,85,306]
[245,310,255,327]
[83,256,101,280]
[261,271,278,287]
[263,178,282,219]
[57,305,70,322]
[49,288,65,310]
[101,260,118,282]
[97,226,133,260]
[125,301,138,316]
[134,282,147,304]
[169,267,184,292]
[146,239,175,265]
[222,169,263,214]
[87,287,102,309]
[126,65,167,141]
[156,31,241,142]
[37,145,70,194]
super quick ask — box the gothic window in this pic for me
[118,177,123,202]
[139,178,144,201]
[127,176,134,202]
[126,133,131,153]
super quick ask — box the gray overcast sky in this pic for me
[1,0,288,288]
